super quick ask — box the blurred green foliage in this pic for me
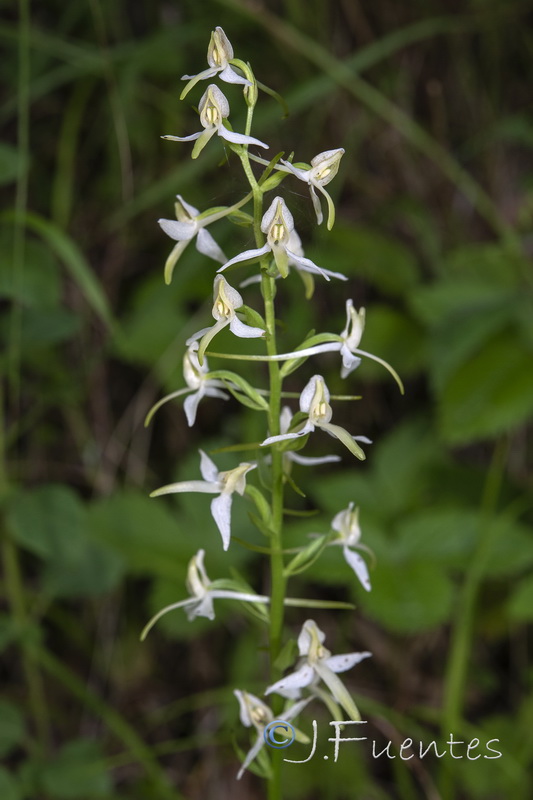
[2,0,533,798]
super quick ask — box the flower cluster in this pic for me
[145,26,400,782]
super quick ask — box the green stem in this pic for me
[440,436,508,798]
[238,115,286,798]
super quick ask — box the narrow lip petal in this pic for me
[218,244,271,273]
[217,125,269,149]
[317,422,366,460]
[288,452,341,466]
[313,661,362,721]
[210,492,233,550]
[196,227,226,263]
[164,239,189,285]
[158,218,196,241]
[309,184,324,225]
[236,735,265,780]
[265,664,315,695]
[183,390,203,427]
[287,250,347,281]
[140,598,196,639]
[260,421,314,447]
[342,547,371,591]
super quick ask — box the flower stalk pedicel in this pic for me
[145,26,400,792]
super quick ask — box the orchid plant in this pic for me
[144,26,401,796]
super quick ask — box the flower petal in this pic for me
[288,452,341,466]
[287,250,347,281]
[180,67,218,99]
[260,421,314,447]
[158,218,196,242]
[210,492,233,550]
[313,661,362,721]
[150,480,219,497]
[309,184,324,225]
[237,735,265,780]
[219,64,251,86]
[218,244,271,273]
[318,422,366,460]
[196,227,226,263]
[218,126,269,149]
[183,390,202,427]
[164,240,189,285]
[199,449,220,483]
[325,650,372,673]
[265,664,315,696]
[229,316,264,339]
[162,132,203,142]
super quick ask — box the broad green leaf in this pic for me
[363,560,454,633]
[438,330,533,444]
[6,486,124,597]
[283,534,330,577]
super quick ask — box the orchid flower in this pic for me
[163,84,268,159]
[145,342,229,429]
[328,503,372,591]
[261,375,370,461]
[141,550,270,639]
[158,195,227,284]
[265,619,371,721]
[279,148,345,229]
[186,275,264,362]
[234,690,310,780]
[218,197,347,281]
[180,27,251,99]
[150,450,256,550]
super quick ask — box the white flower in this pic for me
[329,503,372,591]
[180,27,252,99]
[144,342,229,429]
[186,275,264,361]
[234,691,310,780]
[265,619,371,721]
[218,197,347,281]
[141,550,270,639]
[279,148,345,229]
[279,406,341,467]
[150,450,256,550]
[158,195,227,285]
[339,300,365,377]
[261,375,370,461]
[163,84,268,159]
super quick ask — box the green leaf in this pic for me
[438,330,533,444]
[39,739,112,798]
[0,701,25,757]
[6,486,124,597]
[0,234,61,307]
[364,560,454,633]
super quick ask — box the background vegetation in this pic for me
[2,0,533,797]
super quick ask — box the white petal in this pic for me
[299,375,329,414]
[313,662,362,721]
[199,449,220,483]
[218,244,270,273]
[237,735,265,780]
[229,316,264,339]
[342,547,371,591]
[219,64,251,86]
[309,185,324,225]
[185,325,213,346]
[162,132,203,142]
[204,387,230,401]
[265,664,315,696]
[199,84,230,119]
[185,594,215,621]
[287,250,347,281]
[298,619,326,655]
[196,228,226,263]
[158,218,196,242]
[278,159,310,182]
[183,390,202,427]
[176,194,200,218]
[288,452,341,466]
[210,492,233,550]
[218,125,269,149]
[260,422,313,447]
[325,651,372,673]
[340,343,361,377]
[150,480,219,497]
[261,196,294,234]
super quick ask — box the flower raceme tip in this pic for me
[163,84,268,159]
[180,27,252,99]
